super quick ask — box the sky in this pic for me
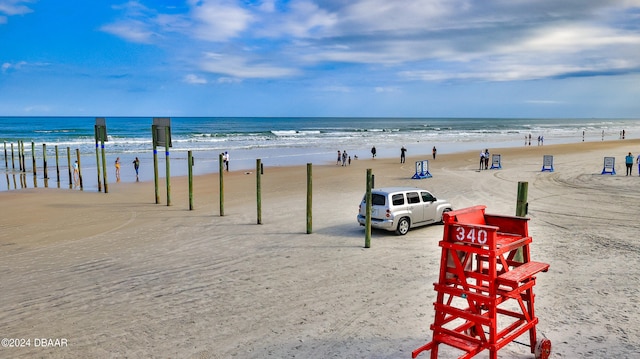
[1,0,640,118]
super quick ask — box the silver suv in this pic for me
[357,187,452,235]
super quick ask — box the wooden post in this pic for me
[516,181,528,217]
[42,144,48,179]
[152,125,159,204]
[365,168,372,248]
[17,141,21,171]
[95,138,102,192]
[76,149,83,190]
[164,126,171,206]
[55,145,60,183]
[256,159,262,225]
[21,141,26,172]
[31,141,36,176]
[188,151,193,210]
[514,181,528,262]
[3,142,6,168]
[11,143,15,170]
[67,147,72,188]
[101,138,108,193]
[219,153,224,216]
[18,141,27,173]
[306,163,312,234]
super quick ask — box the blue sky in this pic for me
[1,0,640,117]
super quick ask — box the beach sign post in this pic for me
[541,155,554,172]
[411,160,432,179]
[307,163,312,234]
[256,159,262,225]
[95,118,108,193]
[601,157,616,175]
[365,169,373,248]
[219,152,224,216]
[188,150,194,210]
[152,117,172,206]
[490,154,502,169]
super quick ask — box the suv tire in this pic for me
[396,217,410,235]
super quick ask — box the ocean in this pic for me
[1,117,638,192]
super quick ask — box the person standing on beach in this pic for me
[479,150,485,170]
[400,146,407,163]
[432,146,437,160]
[626,152,634,176]
[115,157,121,182]
[637,153,640,176]
[342,150,348,166]
[371,146,377,158]
[336,151,341,165]
[133,157,140,181]
[484,149,490,170]
[224,151,229,171]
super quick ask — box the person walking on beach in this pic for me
[115,157,121,182]
[133,157,140,181]
[400,146,407,163]
[342,150,348,166]
[336,150,341,165]
[479,150,485,170]
[73,160,79,186]
[432,146,437,160]
[626,152,634,176]
[371,146,377,158]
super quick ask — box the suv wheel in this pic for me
[396,217,410,235]
[440,208,451,224]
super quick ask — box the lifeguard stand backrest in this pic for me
[484,214,530,237]
[443,205,487,225]
[442,205,503,248]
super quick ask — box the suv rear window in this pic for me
[407,192,421,204]
[392,193,405,206]
[371,194,386,206]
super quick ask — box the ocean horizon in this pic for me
[1,116,638,192]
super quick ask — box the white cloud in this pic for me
[99,0,640,84]
[101,20,156,44]
[255,1,337,38]
[184,74,207,84]
[200,52,298,79]
[0,0,34,16]
[2,60,29,73]
[188,0,253,42]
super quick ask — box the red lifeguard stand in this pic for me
[412,205,551,359]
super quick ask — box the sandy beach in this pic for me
[2,139,640,358]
